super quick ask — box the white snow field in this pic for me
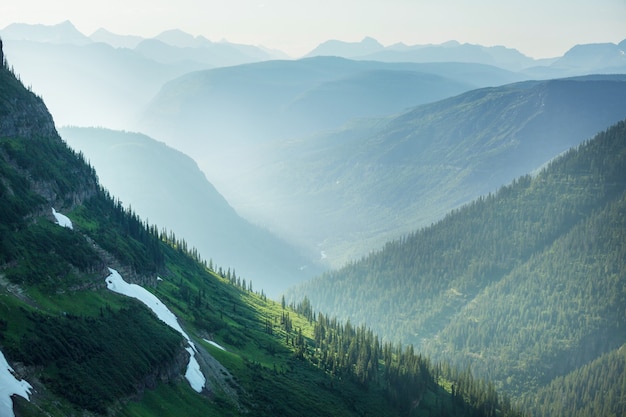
[51,207,73,229]
[105,268,206,392]
[0,350,32,417]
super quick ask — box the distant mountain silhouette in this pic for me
[0,22,287,128]
[138,56,522,154]
[305,38,540,71]
[551,41,626,72]
[89,28,144,49]
[134,38,276,67]
[523,40,626,78]
[0,39,201,128]
[0,20,91,45]
[305,37,385,58]
[153,28,213,48]
[305,36,626,75]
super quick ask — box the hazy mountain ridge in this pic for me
[2,21,623,134]
[218,76,626,266]
[0,39,202,129]
[89,27,144,49]
[523,41,626,78]
[304,36,626,74]
[0,21,283,60]
[138,56,505,149]
[0,21,286,128]
[0,20,91,45]
[286,118,626,415]
[305,37,538,70]
[305,36,385,58]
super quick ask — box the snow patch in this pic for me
[51,207,73,229]
[185,347,205,392]
[203,339,227,351]
[0,350,32,417]
[105,268,205,392]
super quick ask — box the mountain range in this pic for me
[305,37,545,71]
[2,19,626,417]
[137,56,517,151]
[304,37,626,75]
[148,74,626,266]
[0,44,522,417]
[0,21,285,128]
[2,21,625,132]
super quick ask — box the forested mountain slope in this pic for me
[287,118,626,414]
[523,342,626,417]
[0,44,521,417]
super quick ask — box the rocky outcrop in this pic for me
[0,66,57,140]
[137,344,190,395]
[85,235,158,289]
[1,61,99,213]
[0,96,57,139]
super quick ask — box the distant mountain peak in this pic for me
[89,27,144,49]
[361,36,382,45]
[441,40,461,47]
[552,41,626,72]
[0,20,91,45]
[154,29,212,48]
[305,36,384,58]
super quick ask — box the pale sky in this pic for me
[1,0,625,58]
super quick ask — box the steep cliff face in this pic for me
[0,54,56,139]
[0,58,98,217]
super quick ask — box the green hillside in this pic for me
[0,45,520,417]
[287,119,626,415]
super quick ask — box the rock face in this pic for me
[0,95,57,139]
[0,58,99,213]
[0,67,57,140]
[137,345,189,395]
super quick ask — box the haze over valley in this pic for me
[1,3,626,416]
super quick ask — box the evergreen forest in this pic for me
[287,118,626,416]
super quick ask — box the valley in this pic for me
[1,20,626,417]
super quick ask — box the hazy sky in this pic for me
[1,0,625,58]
